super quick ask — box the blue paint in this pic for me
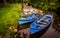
[30,14,53,34]
[18,14,42,24]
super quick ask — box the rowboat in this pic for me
[18,14,42,24]
[18,14,43,29]
[30,14,53,38]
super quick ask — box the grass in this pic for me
[0,3,22,35]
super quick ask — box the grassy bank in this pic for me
[0,3,22,36]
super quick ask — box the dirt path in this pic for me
[21,5,43,16]
[17,28,30,38]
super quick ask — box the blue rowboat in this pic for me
[18,14,43,24]
[30,14,53,38]
[18,13,43,30]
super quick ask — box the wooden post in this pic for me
[3,0,6,5]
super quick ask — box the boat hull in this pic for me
[30,14,53,38]
[30,23,51,38]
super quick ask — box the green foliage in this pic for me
[6,0,23,3]
[0,3,22,35]
[42,5,49,10]
[0,23,8,35]
[30,0,59,11]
